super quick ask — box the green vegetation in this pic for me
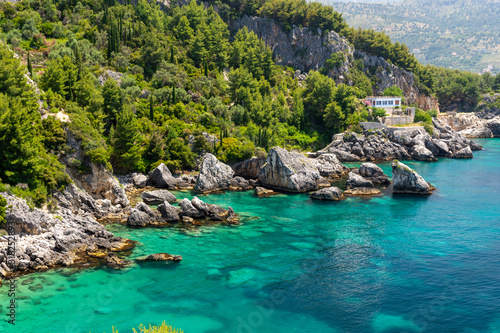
[0,0,499,207]
[0,194,6,227]
[108,322,183,333]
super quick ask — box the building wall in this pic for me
[383,116,414,126]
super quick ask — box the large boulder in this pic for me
[310,187,344,201]
[132,173,148,188]
[412,145,437,161]
[157,202,181,222]
[359,163,390,185]
[345,172,374,189]
[451,146,473,159]
[142,190,177,205]
[258,147,325,192]
[127,202,163,226]
[230,176,253,191]
[148,163,178,189]
[194,154,234,193]
[179,198,204,218]
[231,157,266,179]
[313,154,349,178]
[136,253,182,262]
[391,160,434,195]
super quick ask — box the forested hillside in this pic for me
[0,0,499,205]
[328,0,500,74]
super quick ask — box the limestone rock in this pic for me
[231,157,267,179]
[346,172,374,189]
[142,190,177,205]
[255,187,276,196]
[344,188,381,196]
[258,147,324,193]
[179,198,203,218]
[136,253,182,262]
[391,160,434,195]
[452,146,473,159]
[157,202,180,222]
[148,163,178,189]
[359,163,390,185]
[412,145,437,161]
[313,154,349,178]
[310,187,344,201]
[133,173,148,188]
[127,202,163,226]
[194,154,234,193]
[230,176,253,191]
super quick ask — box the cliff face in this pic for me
[230,16,352,82]
[230,16,438,110]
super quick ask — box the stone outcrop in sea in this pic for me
[344,172,381,196]
[258,147,328,193]
[391,160,435,195]
[358,163,390,185]
[323,121,480,162]
[310,187,344,201]
[194,154,235,193]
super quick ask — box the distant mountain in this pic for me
[323,0,500,74]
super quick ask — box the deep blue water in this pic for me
[1,139,499,333]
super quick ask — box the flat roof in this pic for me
[366,96,402,99]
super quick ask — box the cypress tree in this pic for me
[204,58,208,77]
[172,85,176,104]
[149,95,154,121]
[27,51,33,76]
[170,45,174,63]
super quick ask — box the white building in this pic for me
[365,96,402,110]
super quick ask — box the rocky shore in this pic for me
[322,119,480,162]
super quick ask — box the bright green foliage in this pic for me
[216,137,254,164]
[0,194,6,227]
[383,86,404,97]
[111,107,145,174]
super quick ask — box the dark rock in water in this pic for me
[359,163,390,185]
[142,190,177,205]
[127,202,164,227]
[227,206,239,224]
[344,188,381,196]
[206,204,229,221]
[181,216,195,224]
[392,160,434,195]
[179,198,204,218]
[451,146,473,159]
[231,157,267,179]
[310,187,344,201]
[258,147,325,193]
[346,172,374,189]
[194,154,234,193]
[148,163,179,189]
[105,253,131,269]
[56,286,66,291]
[157,202,180,222]
[255,186,276,196]
[29,283,44,292]
[136,253,182,262]
[230,176,253,191]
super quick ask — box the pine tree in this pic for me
[112,107,144,174]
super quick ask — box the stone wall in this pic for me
[383,116,414,126]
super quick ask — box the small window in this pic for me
[395,100,400,105]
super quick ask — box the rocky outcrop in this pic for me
[179,198,204,218]
[255,186,277,196]
[310,187,344,201]
[312,153,349,179]
[157,201,181,222]
[194,154,234,193]
[133,173,148,188]
[258,147,327,193]
[0,193,135,278]
[127,202,164,227]
[391,160,434,195]
[136,253,182,262]
[359,163,390,185]
[451,146,473,159]
[325,123,480,163]
[231,157,267,179]
[141,190,177,205]
[346,172,374,189]
[148,163,179,189]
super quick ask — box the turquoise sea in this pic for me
[2,139,500,333]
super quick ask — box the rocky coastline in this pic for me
[0,117,484,283]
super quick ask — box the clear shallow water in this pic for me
[2,139,500,333]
